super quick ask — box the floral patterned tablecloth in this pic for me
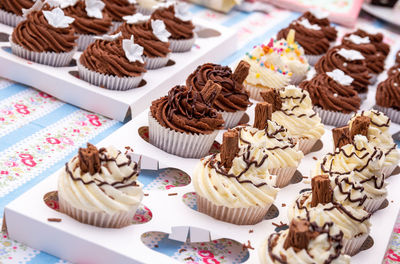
[1,3,400,264]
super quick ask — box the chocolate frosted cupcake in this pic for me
[186,61,251,128]
[64,0,113,51]
[78,34,146,90]
[259,219,351,263]
[289,175,371,256]
[388,50,400,78]
[151,2,195,52]
[262,86,325,154]
[277,18,330,65]
[0,0,34,26]
[103,0,137,31]
[116,13,171,69]
[341,34,385,83]
[299,69,360,127]
[10,5,77,67]
[396,50,400,64]
[149,82,224,158]
[193,130,279,225]
[351,28,390,58]
[375,72,400,123]
[299,11,337,44]
[58,143,144,228]
[315,47,371,98]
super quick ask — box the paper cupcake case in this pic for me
[76,34,97,51]
[293,137,318,155]
[269,167,298,188]
[144,54,170,69]
[148,113,219,159]
[169,37,196,53]
[313,106,355,127]
[219,110,246,129]
[0,9,24,27]
[305,54,323,66]
[10,39,77,67]
[289,72,306,85]
[343,233,369,256]
[364,196,386,213]
[382,164,398,178]
[137,6,153,15]
[373,105,400,124]
[245,83,265,101]
[77,61,143,91]
[196,195,272,225]
[110,21,123,33]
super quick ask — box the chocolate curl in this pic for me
[283,219,315,251]
[311,175,332,207]
[260,88,282,111]
[78,143,101,175]
[221,130,239,169]
[233,60,250,84]
[201,80,222,105]
[332,125,351,150]
[253,102,273,130]
[350,116,371,140]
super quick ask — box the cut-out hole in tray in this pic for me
[138,126,221,155]
[0,32,10,42]
[141,231,249,263]
[43,191,152,225]
[195,27,221,38]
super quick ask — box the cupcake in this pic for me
[103,0,137,31]
[299,69,360,127]
[259,219,351,264]
[277,18,330,65]
[341,33,385,83]
[375,71,400,124]
[242,44,291,101]
[186,61,251,128]
[396,50,400,64]
[349,111,399,177]
[0,0,34,27]
[193,130,279,225]
[351,28,390,59]
[315,47,371,99]
[314,135,386,213]
[289,175,371,256]
[299,11,338,44]
[10,5,77,67]
[58,143,144,228]
[150,2,195,52]
[261,86,324,154]
[388,65,400,77]
[149,82,225,158]
[270,30,311,84]
[78,33,146,90]
[116,13,171,69]
[64,0,113,51]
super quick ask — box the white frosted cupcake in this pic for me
[259,219,351,264]
[289,175,371,256]
[193,130,279,225]
[262,85,325,154]
[58,144,144,228]
[349,110,400,178]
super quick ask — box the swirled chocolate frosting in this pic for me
[12,9,77,52]
[315,47,371,93]
[277,22,330,55]
[116,20,170,58]
[299,11,337,42]
[396,50,400,64]
[388,65,400,77]
[103,0,137,22]
[0,0,34,16]
[376,72,400,109]
[64,1,112,35]
[150,85,224,134]
[150,5,194,40]
[186,63,251,112]
[351,29,390,57]
[80,38,146,77]
[299,73,361,113]
[341,33,385,74]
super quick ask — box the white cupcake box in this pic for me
[3,104,400,264]
[0,18,236,122]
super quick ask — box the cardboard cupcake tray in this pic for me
[0,19,236,122]
[3,102,400,264]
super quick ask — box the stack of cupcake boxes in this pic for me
[2,2,400,264]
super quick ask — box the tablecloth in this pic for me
[1,3,400,263]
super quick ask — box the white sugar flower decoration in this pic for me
[297,19,321,30]
[346,34,370,45]
[85,0,105,19]
[43,7,75,28]
[152,1,174,10]
[174,3,191,21]
[94,31,122,41]
[45,0,78,8]
[151,20,170,42]
[123,35,144,63]
[22,0,44,17]
[337,48,365,61]
[127,0,137,3]
[327,69,354,86]
[123,13,150,24]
